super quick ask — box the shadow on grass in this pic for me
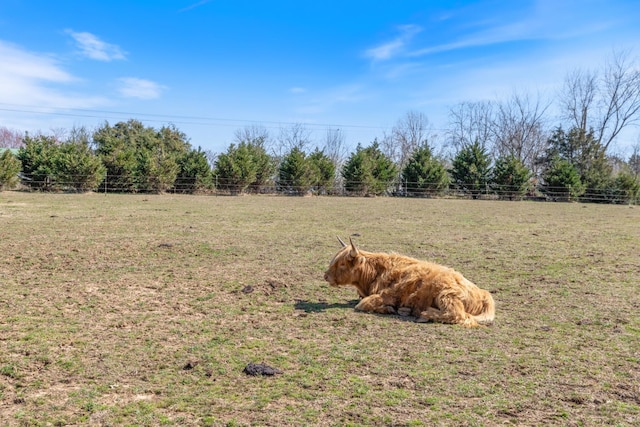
[294,299,359,313]
[294,299,425,323]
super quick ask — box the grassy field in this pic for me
[0,192,639,426]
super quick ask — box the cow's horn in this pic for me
[349,237,359,258]
[337,236,347,247]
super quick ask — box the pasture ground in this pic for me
[0,192,639,426]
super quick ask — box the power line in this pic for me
[0,103,393,133]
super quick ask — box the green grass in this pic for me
[0,192,639,426]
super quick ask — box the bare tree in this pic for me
[68,125,93,146]
[447,101,494,151]
[492,91,550,174]
[629,142,640,177]
[383,110,431,169]
[379,131,396,166]
[234,124,271,149]
[0,126,24,148]
[559,50,640,152]
[322,128,349,168]
[204,150,217,169]
[276,123,312,156]
[559,68,597,132]
[49,127,67,143]
[598,50,640,150]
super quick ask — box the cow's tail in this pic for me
[472,290,495,326]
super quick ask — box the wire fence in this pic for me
[11,173,639,204]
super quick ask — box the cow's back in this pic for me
[365,252,423,295]
[390,260,487,312]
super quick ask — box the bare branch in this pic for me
[559,68,597,131]
[388,110,432,168]
[559,49,640,152]
[322,128,349,167]
[276,123,313,157]
[492,91,550,173]
[0,126,24,148]
[598,50,640,150]
[234,124,271,148]
[447,101,494,151]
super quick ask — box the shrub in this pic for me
[54,141,106,192]
[94,120,192,193]
[607,171,640,204]
[541,156,585,201]
[213,139,276,195]
[308,149,336,194]
[450,141,492,199]
[491,155,532,200]
[0,150,21,191]
[401,144,449,197]
[17,135,58,190]
[342,141,397,196]
[278,147,314,195]
[173,148,214,193]
[245,142,275,193]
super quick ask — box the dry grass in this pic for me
[0,192,639,426]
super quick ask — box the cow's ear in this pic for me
[349,237,359,258]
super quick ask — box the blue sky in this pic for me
[1,0,639,155]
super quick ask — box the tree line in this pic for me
[0,118,638,203]
[1,51,640,202]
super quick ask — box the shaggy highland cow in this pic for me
[324,237,495,327]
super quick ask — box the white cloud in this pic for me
[294,84,368,116]
[366,39,405,61]
[66,30,126,61]
[364,25,422,61]
[289,87,306,94]
[0,40,73,84]
[409,2,617,58]
[117,77,165,99]
[179,0,213,13]
[0,40,107,109]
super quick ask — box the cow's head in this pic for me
[324,236,365,287]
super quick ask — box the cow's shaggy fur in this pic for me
[324,238,495,327]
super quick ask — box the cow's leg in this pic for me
[354,294,396,315]
[417,296,478,327]
[401,288,434,318]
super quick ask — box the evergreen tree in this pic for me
[17,134,59,190]
[580,147,612,202]
[135,124,189,192]
[401,143,449,197]
[174,147,213,193]
[541,156,585,201]
[278,147,313,195]
[308,148,336,194]
[245,141,275,193]
[93,120,192,192]
[54,140,106,192]
[450,141,492,199]
[342,144,369,195]
[214,142,259,195]
[342,141,397,196]
[609,170,640,204]
[18,134,106,192]
[0,150,21,191]
[491,155,532,200]
[541,127,612,202]
[94,120,148,192]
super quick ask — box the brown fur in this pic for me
[324,238,495,327]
